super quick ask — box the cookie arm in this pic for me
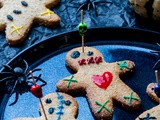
[146,83,160,103]
[56,75,84,95]
[34,7,60,28]
[116,60,135,76]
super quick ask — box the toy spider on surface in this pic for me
[67,0,112,15]
[0,59,46,106]
[152,43,160,70]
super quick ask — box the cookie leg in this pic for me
[114,80,141,110]
[86,92,114,120]
[5,21,32,45]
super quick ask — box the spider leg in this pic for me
[27,74,46,86]
[0,76,13,82]
[94,0,112,3]
[0,72,14,75]
[157,43,160,47]
[9,80,18,97]
[2,64,13,72]
[9,92,19,106]
[91,2,98,15]
[34,74,47,87]
[23,59,29,73]
[76,3,88,14]
[88,2,91,11]
[27,68,41,76]
[32,68,41,73]
[153,59,160,70]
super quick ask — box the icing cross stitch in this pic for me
[0,0,60,45]
[63,75,78,88]
[95,100,111,113]
[41,9,54,18]
[123,91,140,105]
[13,92,78,120]
[117,60,129,70]
[57,46,141,120]
[10,24,23,35]
[139,113,157,120]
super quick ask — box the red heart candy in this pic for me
[92,72,113,89]
[30,84,43,98]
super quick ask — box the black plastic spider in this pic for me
[0,59,46,106]
[152,43,160,70]
[67,0,112,15]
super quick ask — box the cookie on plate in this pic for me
[13,92,78,120]
[56,46,141,120]
[136,83,160,119]
[0,0,60,45]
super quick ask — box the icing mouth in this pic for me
[78,56,102,66]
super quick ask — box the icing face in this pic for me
[57,46,141,120]
[67,47,104,71]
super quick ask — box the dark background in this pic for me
[0,0,159,68]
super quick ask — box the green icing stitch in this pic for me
[63,75,78,88]
[95,100,111,113]
[117,60,129,70]
[123,91,140,105]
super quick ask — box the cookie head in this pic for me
[13,92,78,120]
[66,47,104,71]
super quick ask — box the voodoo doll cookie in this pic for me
[136,83,160,120]
[13,92,78,120]
[0,0,60,45]
[136,70,160,120]
[56,46,141,120]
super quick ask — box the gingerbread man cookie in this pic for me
[13,92,78,120]
[0,0,60,45]
[136,83,160,120]
[56,47,141,120]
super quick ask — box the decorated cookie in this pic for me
[13,92,78,120]
[147,83,160,103]
[136,106,160,120]
[129,0,160,21]
[136,72,160,120]
[0,0,60,45]
[56,46,141,120]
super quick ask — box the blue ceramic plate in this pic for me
[0,27,160,120]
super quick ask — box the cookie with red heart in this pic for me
[13,92,78,120]
[56,46,141,120]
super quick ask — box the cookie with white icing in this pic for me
[0,0,60,45]
[13,92,78,120]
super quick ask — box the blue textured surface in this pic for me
[3,42,159,120]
